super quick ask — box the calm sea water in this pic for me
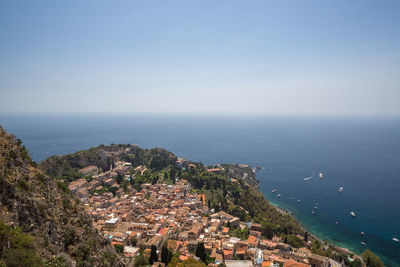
[1,114,399,266]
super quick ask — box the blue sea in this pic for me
[1,114,399,266]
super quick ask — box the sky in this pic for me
[1,0,400,116]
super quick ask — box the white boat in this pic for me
[393,238,399,242]
[361,242,366,246]
[277,194,281,198]
[361,232,365,235]
[272,189,277,193]
[297,200,301,203]
[350,211,356,217]
[312,210,315,215]
[338,187,344,192]
[303,177,312,181]
[319,172,323,178]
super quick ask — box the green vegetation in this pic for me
[0,220,42,267]
[56,179,70,193]
[130,236,138,246]
[195,242,207,263]
[16,177,30,191]
[362,249,384,267]
[167,257,206,267]
[282,235,305,248]
[149,245,158,264]
[0,127,122,267]
[134,254,149,267]
[161,241,173,265]
[311,240,363,266]
[229,226,249,240]
[181,168,302,237]
[122,147,177,170]
[346,258,363,267]
[114,244,124,254]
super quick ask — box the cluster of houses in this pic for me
[69,159,342,267]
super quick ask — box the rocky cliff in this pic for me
[0,127,122,266]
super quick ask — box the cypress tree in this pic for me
[160,241,172,264]
[195,242,207,263]
[149,245,158,264]
[161,243,168,264]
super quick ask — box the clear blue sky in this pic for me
[1,0,400,116]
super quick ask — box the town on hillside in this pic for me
[68,151,344,267]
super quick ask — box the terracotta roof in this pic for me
[283,259,310,267]
[158,228,169,235]
[248,235,257,244]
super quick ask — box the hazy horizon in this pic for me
[1,1,400,116]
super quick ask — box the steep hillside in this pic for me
[0,127,122,266]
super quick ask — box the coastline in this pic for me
[267,198,387,267]
[268,201,362,256]
[249,173,365,263]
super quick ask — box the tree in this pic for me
[0,221,42,267]
[149,245,158,264]
[116,172,123,184]
[362,249,384,267]
[195,242,207,263]
[134,254,148,267]
[168,255,180,267]
[261,222,277,240]
[161,241,172,264]
[170,169,176,180]
[130,236,137,246]
[304,231,309,242]
[180,257,206,267]
[215,205,220,212]
[282,235,305,248]
[114,244,123,254]
[109,186,118,196]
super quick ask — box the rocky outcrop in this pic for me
[223,163,259,188]
[0,127,122,266]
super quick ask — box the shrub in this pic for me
[17,178,30,191]
[56,180,69,193]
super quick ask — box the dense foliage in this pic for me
[180,169,303,237]
[282,235,305,248]
[229,226,249,240]
[362,249,385,267]
[122,147,177,170]
[0,220,42,267]
[149,244,158,264]
[195,242,207,263]
[169,257,206,267]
